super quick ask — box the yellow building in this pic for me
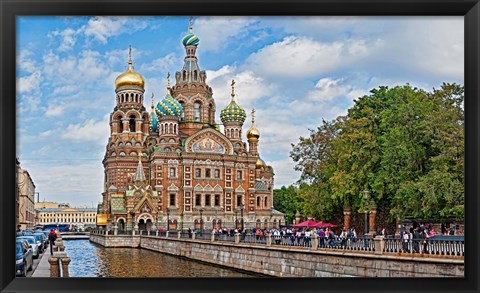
[35,201,70,209]
[18,169,35,230]
[36,207,97,229]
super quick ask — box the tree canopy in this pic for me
[289,83,464,223]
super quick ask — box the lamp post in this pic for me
[239,204,244,232]
[362,189,369,236]
[199,208,204,234]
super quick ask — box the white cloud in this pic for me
[269,158,302,188]
[17,71,42,94]
[246,36,382,78]
[45,103,67,117]
[50,28,79,51]
[60,116,110,145]
[17,50,37,73]
[193,17,259,52]
[138,53,179,73]
[84,16,148,44]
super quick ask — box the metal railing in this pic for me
[383,237,464,256]
[93,229,464,257]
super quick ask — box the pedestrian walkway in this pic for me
[31,252,51,277]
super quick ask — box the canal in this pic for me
[63,239,258,277]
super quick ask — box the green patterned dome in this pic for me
[220,100,246,124]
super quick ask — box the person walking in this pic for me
[48,229,57,255]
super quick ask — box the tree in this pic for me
[290,83,464,222]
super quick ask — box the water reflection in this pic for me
[63,239,256,277]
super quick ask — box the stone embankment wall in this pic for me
[89,234,140,248]
[90,235,464,277]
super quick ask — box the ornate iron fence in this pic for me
[383,237,464,256]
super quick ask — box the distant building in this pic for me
[18,168,35,230]
[36,207,97,229]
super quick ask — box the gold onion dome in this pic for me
[256,158,266,169]
[115,46,145,90]
[220,80,246,124]
[246,108,260,141]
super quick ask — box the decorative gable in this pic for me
[184,128,234,155]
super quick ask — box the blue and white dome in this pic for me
[155,94,183,118]
[182,33,200,47]
[150,110,158,132]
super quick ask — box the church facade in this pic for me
[99,21,283,232]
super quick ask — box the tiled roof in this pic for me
[254,180,268,191]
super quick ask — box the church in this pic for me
[98,20,283,232]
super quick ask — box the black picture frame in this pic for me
[1,1,479,293]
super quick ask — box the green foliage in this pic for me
[273,185,299,224]
[290,83,464,222]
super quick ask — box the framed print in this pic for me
[1,0,479,293]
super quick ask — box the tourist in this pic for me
[48,229,57,255]
[273,229,281,245]
[319,229,326,248]
[402,229,410,253]
[188,228,192,238]
[304,229,311,247]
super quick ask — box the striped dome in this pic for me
[182,33,200,47]
[150,110,158,132]
[220,100,246,124]
[155,94,183,118]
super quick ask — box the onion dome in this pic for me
[155,75,183,118]
[220,80,246,124]
[246,108,260,141]
[256,158,266,169]
[182,17,200,47]
[115,46,145,89]
[149,93,158,132]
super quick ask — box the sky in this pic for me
[16,16,464,208]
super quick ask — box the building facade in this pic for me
[99,21,283,232]
[18,168,36,230]
[36,207,97,229]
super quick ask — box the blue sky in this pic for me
[16,16,464,207]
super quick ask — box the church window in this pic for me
[179,102,185,122]
[195,194,201,206]
[169,194,176,206]
[214,169,220,179]
[129,115,136,132]
[257,197,261,207]
[214,195,220,206]
[194,70,198,81]
[205,194,211,207]
[195,168,201,178]
[194,103,201,121]
[236,170,242,180]
[237,196,242,207]
[234,129,239,138]
[183,70,186,81]
[205,168,211,178]
[169,167,176,177]
[264,197,268,207]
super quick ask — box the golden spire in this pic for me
[231,79,236,102]
[246,108,260,141]
[189,16,193,34]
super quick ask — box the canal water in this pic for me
[63,239,257,277]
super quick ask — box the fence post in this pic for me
[312,234,319,250]
[60,257,71,277]
[166,231,169,238]
[113,225,118,236]
[178,231,182,239]
[235,233,240,244]
[266,233,272,246]
[374,236,384,255]
[48,257,59,277]
[192,232,196,240]
[156,231,159,237]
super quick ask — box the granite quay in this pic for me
[89,230,464,277]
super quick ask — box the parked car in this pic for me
[17,236,39,258]
[32,233,46,252]
[16,239,33,277]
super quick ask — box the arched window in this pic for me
[264,197,268,208]
[179,102,185,122]
[257,197,261,207]
[119,116,124,132]
[183,70,186,81]
[129,115,136,132]
[194,102,201,121]
[194,70,198,81]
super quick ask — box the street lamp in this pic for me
[199,208,204,234]
[239,204,244,232]
[362,189,369,236]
